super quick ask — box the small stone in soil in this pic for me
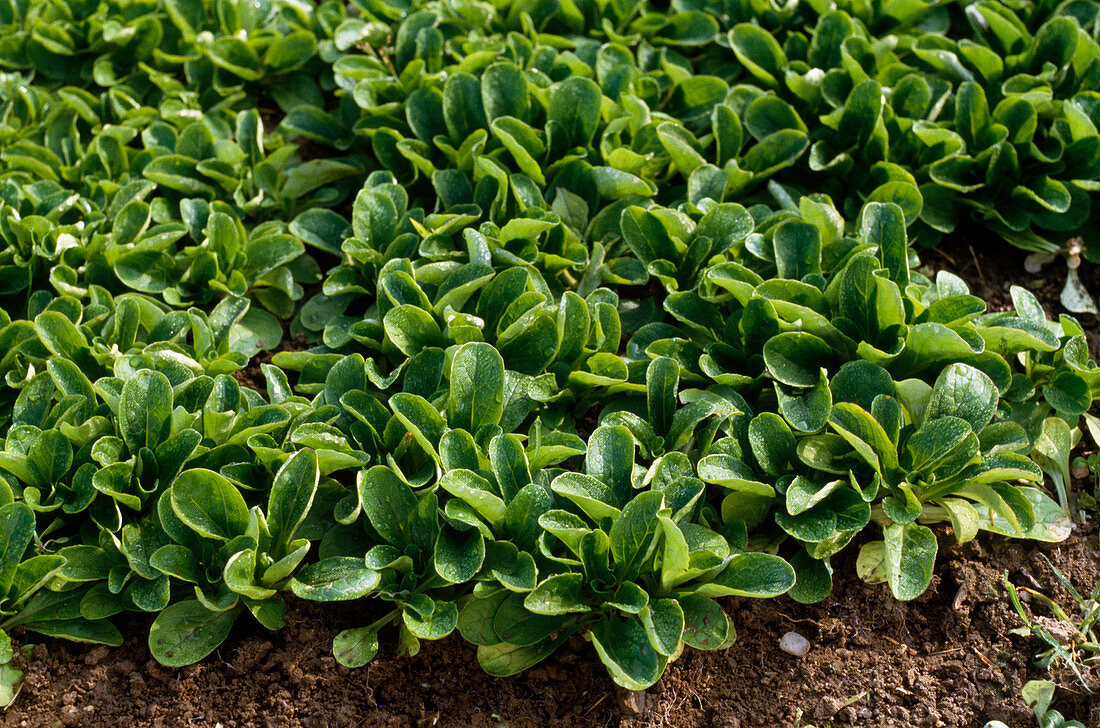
[815,696,842,719]
[779,631,810,656]
[617,689,648,715]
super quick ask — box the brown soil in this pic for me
[232,334,311,392]
[923,232,1100,362]
[5,600,623,728]
[5,239,1100,728]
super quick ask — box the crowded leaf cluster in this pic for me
[0,0,1097,690]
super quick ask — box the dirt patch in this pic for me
[924,231,1100,362]
[5,600,621,728]
[232,334,311,392]
[637,524,1100,728]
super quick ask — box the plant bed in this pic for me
[3,237,1097,728]
[1,0,1100,726]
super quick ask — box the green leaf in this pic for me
[24,619,123,646]
[585,425,635,496]
[0,640,20,706]
[403,599,458,640]
[589,616,666,690]
[448,342,505,432]
[974,487,1071,542]
[1042,371,1092,416]
[333,626,380,668]
[150,545,203,584]
[856,540,888,585]
[696,455,774,496]
[551,473,621,522]
[267,449,319,548]
[440,470,506,529]
[27,430,71,490]
[729,24,786,87]
[289,558,381,601]
[860,202,909,289]
[118,369,173,452]
[640,598,684,656]
[525,573,590,615]
[390,392,446,461]
[777,371,833,433]
[228,308,283,358]
[443,72,488,142]
[0,503,34,595]
[358,466,418,546]
[148,601,240,667]
[209,37,262,80]
[905,416,975,475]
[265,30,317,73]
[170,469,249,542]
[224,549,275,600]
[609,491,663,580]
[477,632,571,676]
[925,363,998,432]
[434,524,484,583]
[384,305,444,357]
[882,522,937,601]
[748,413,796,477]
[646,357,679,436]
[497,311,559,375]
[787,551,834,604]
[57,545,113,583]
[763,332,831,388]
[492,592,568,645]
[142,155,214,196]
[696,552,796,598]
[828,403,899,474]
[679,595,734,650]
[481,62,529,122]
[772,221,821,280]
[490,434,532,503]
[548,77,602,148]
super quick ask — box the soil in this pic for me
[922,230,1100,362]
[231,334,311,392]
[4,238,1100,728]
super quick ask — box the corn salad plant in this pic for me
[0,0,1095,694]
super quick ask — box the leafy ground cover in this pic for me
[0,0,1098,715]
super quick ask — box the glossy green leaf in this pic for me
[148,601,240,667]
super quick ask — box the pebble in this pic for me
[981,722,1010,728]
[779,631,810,657]
[617,689,647,715]
[814,696,842,719]
[59,706,80,726]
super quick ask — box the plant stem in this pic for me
[363,606,402,634]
